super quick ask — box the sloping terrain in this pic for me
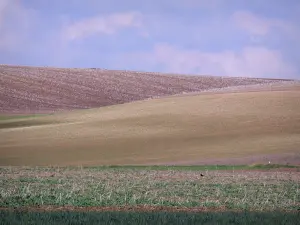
[1,82,299,166]
[0,64,291,113]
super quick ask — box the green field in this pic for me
[0,114,46,121]
[1,166,299,211]
[1,84,300,166]
[1,165,299,224]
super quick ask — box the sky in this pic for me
[0,0,300,79]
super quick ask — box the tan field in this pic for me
[0,83,300,166]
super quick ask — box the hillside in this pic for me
[1,82,299,166]
[0,64,291,114]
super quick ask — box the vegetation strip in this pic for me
[2,164,298,171]
[1,205,299,213]
[79,164,300,170]
[1,211,299,225]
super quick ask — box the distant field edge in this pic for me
[1,164,299,171]
[81,164,300,171]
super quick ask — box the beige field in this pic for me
[0,83,300,166]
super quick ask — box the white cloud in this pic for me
[232,11,271,36]
[0,0,9,26]
[232,10,298,38]
[0,0,36,51]
[63,11,144,40]
[171,0,224,9]
[120,43,298,79]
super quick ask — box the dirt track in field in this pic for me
[0,64,292,114]
[0,205,226,213]
[1,204,299,213]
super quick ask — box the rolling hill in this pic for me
[1,81,299,166]
[0,64,292,114]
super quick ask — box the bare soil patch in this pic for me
[0,64,292,114]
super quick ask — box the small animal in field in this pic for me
[200,173,204,177]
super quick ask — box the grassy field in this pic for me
[1,166,299,211]
[1,166,299,224]
[1,84,300,166]
[0,114,45,121]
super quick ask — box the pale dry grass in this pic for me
[0,83,299,166]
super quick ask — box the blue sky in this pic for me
[0,0,299,79]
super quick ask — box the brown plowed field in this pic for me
[0,64,291,114]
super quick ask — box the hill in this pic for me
[1,82,299,166]
[0,64,292,114]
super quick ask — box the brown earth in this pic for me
[1,205,298,213]
[0,205,226,213]
[0,64,291,114]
